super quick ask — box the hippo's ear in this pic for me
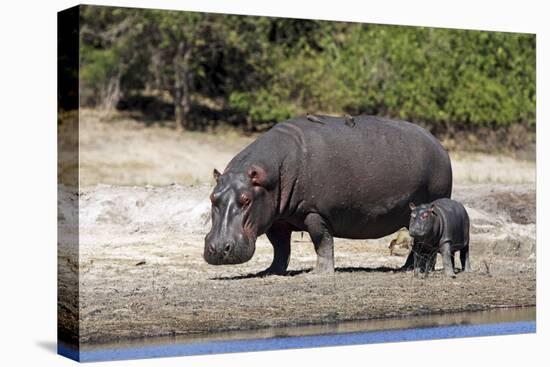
[429,204,438,216]
[213,169,221,182]
[409,202,416,211]
[247,165,272,188]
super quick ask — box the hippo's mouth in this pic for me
[203,237,256,265]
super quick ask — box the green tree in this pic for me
[79,6,536,132]
[80,6,147,111]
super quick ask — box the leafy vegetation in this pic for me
[79,6,536,131]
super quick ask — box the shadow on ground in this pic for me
[212,266,403,280]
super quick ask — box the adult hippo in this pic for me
[204,114,452,274]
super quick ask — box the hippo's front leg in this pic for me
[304,213,335,273]
[263,222,292,275]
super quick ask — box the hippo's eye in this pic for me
[239,193,251,207]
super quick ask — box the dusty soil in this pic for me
[58,110,536,344]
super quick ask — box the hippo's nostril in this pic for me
[208,243,215,254]
[224,243,232,254]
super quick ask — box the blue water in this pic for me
[59,321,535,362]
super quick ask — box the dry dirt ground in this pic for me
[58,110,536,344]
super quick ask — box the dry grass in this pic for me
[450,151,535,184]
[77,109,535,187]
[77,109,255,187]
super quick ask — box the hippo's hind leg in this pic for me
[460,242,471,273]
[304,213,335,274]
[263,222,292,275]
[460,216,471,273]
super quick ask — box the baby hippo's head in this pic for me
[408,202,437,239]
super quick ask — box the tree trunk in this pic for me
[173,41,193,130]
[99,70,121,115]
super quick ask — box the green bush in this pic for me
[80,6,536,130]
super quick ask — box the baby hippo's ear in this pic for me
[429,204,438,216]
[213,168,221,182]
[409,202,416,211]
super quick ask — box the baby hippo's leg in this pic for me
[422,251,437,279]
[450,253,456,271]
[412,242,434,278]
[460,243,471,273]
[412,242,425,277]
[413,250,421,277]
[429,251,436,271]
[440,242,456,278]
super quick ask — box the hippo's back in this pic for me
[272,115,453,239]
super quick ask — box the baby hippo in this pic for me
[409,198,471,278]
